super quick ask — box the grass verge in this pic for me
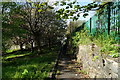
[2,50,57,79]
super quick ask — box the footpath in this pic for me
[56,54,89,80]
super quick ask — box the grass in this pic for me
[6,49,19,53]
[3,52,32,60]
[2,49,58,79]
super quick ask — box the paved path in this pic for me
[56,54,89,80]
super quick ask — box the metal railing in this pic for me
[82,2,120,36]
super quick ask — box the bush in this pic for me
[72,28,119,58]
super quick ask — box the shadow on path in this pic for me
[56,54,89,80]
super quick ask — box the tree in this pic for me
[17,2,67,51]
[2,1,67,53]
[54,0,98,20]
[2,2,30,52]
[53,0,100,54]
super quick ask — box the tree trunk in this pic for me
[20,44,23,51]
[34,34,41,52]
[31,42,34,52]
[48,38,51,50]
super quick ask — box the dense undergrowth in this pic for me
[72,28,119,58]
[2,48,58,79]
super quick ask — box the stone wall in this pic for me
[76,44,120,78]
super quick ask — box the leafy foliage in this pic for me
[2,2,30,51]
[2,2,67,52]
[72,27,119,58]
[54,0,99,20]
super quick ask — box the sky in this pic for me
[49,0,93,6]
[75,0,96,21]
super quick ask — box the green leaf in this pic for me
[83,13,88,18]
[22,69,28,75]
[93,4,98,8]
[57,8,64,14]
[62,13,68,19]
[73,0,76,4]
[38,9,42,12]
[61,1,66,5]
[77,13,80,17]
[69,12,73,16]
[68,3,72,8]
[54,1,59,6]
[66,6,69,9]
[64,10,69,13]
[73,16,78,21]
[109,53,119,58]
[74,5,79,9]
[48,6,54,9]
[42,2,47,6]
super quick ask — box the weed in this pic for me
[77,69,88,75]
[92,56,99,61]
[72,28,119,58]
